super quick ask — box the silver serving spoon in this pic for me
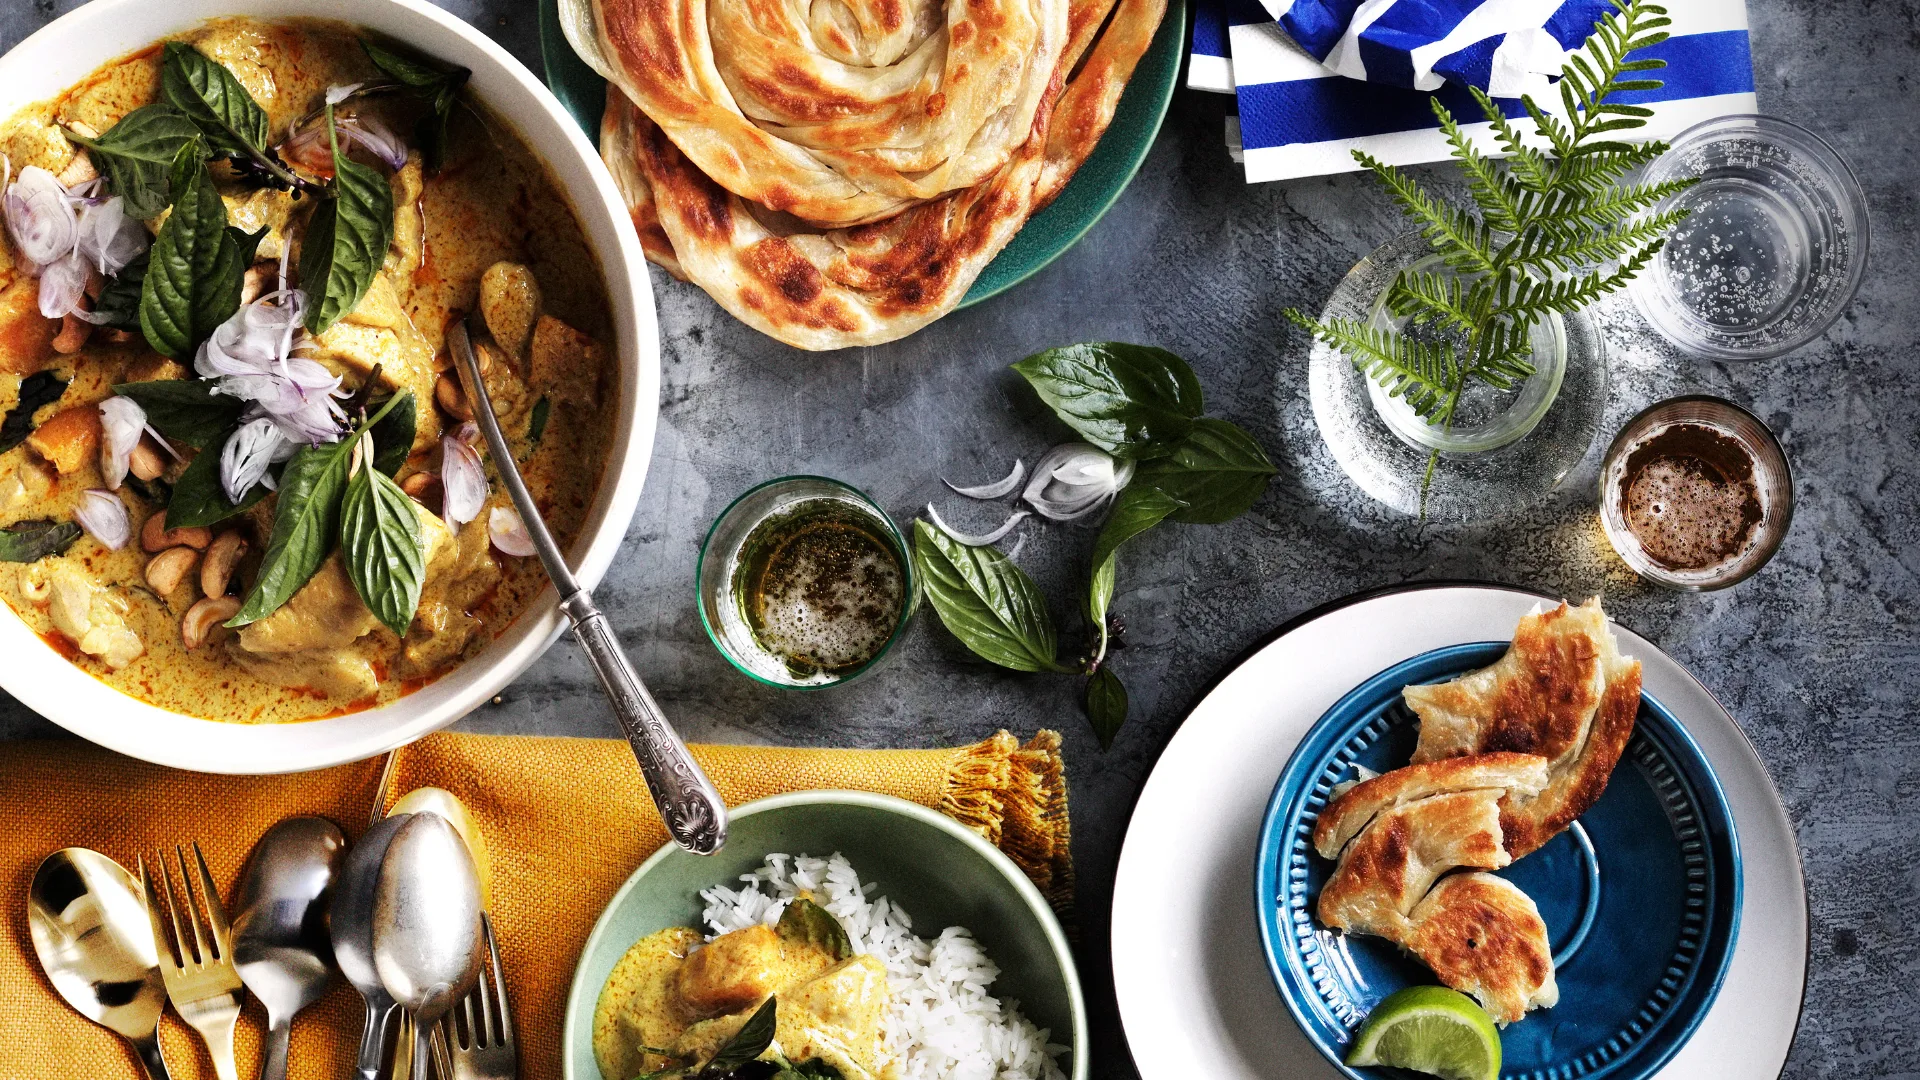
[332,813,411,1080]
[232,817,347,1080]
[372,812,484,1080]
[448,318,727,855]
[27,848,172,1080]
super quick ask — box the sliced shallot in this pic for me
[926,503,1028,547]
[1021,443,1135,522]
[4,165,76,267]
[441,434,486,526]
[97,396,147,490]
[220,417,292,503]
[488,505,535,557]
[943,459,1025,500]
[74,489,129,550]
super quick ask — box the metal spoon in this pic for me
[26,848,172,1080]
[332,813,411,1080]
[232,817,347,1080]
[373,812,484,1080]
[448,318,727,855]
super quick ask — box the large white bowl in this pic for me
[0,0,660,774]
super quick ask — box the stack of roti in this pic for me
[559,0,1167,349]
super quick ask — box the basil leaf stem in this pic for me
[62,104,205,220]
[1011,343,1204,459]
[1087,485,1182,659]
[299,103,395,336]
[912,519,1069,674]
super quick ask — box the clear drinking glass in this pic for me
[1598,396,1794,590]
[697,476,917,689]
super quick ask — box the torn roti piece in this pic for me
[1405,871,1559,1025]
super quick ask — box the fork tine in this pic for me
[486,913,513,1046]
[189,841,233,958]
[137,855,176,970]
[156,849,193,966]
[172,845,210,966]
[473,937,496,1047]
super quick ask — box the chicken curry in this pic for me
[595,898,892,1080]
[0,19,617,723]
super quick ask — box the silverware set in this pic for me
[24,757,515,1080]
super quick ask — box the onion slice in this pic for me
[488,506,536,557]
[441,434,486,526]
[1021,443,1134,522]
[97,396,146,491]
[221,417,292,503]
[926,503,1028,546]
[943,459,1025,500]
[74,489,130,550]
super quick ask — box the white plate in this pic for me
[1111,583,1806,1079]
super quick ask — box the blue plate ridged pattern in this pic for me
[1257,643,1743,1080]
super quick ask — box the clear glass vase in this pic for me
[1306,232,1609,523]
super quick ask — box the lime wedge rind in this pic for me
[1344,986,1502,1080]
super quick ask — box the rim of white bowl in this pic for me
[0,0,659,774]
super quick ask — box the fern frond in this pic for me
[1386,269,1478,334]
[1354,150,1500,275]
[1437,96,1527,234]
[1481,105,1555,193]
[1505,207,1689,274]
[1289,313,1459,418]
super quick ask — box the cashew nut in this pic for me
[144,546,200,597]
[52,312,92,354]
[181,595,240,650]
[200,531,247,598]
[435,374,474,421]
[140,509,212,553]
[18,564,50,602]
[128,440,166,483]
[400,472,437,498]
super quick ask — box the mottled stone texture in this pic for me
[2,0,1914,1076]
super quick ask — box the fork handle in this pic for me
[260,1016,292,1080]
[131,1032,171,1080]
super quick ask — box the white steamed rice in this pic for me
[699,853,1069,1080]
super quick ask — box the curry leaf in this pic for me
[1012,343,1204,459]
[340,447,426,635]
[361,38,451,87]
[112,379,243,449]
[775,898,853,961]
[1085,666,1129,750]
[1133,418,1277,524]
[912,519,1068,674]
[91,249,149,331]
[160,42,270,160]
[0,519,82,563]
[63,104,205,220]
[1,371,68,454]
[369,391,416,477]
[165,436,270,528]
[300,106,395,336]
[140,146,246,358]
[698,997,779,1078]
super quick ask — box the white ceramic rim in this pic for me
[560,790,1092,1080]
[0,0,660,774]
[1111,583,1807,1080]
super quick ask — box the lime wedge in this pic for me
[1345,986,1502,1080]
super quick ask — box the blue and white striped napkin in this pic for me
[1189,0,1758,182]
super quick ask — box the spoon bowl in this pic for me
[27,848,172,1080]
[234,816,348,1080]
[373,812,484,1080]
[333,813,412,1080]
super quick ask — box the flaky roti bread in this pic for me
[1405,872,1560,1025]
[1316,789,1511,940]
[1311,752,1550,860]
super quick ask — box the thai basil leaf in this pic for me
[1087,485,1182,643]
[91,249,149,331]
[369,391,416,477]
[1085,666,1129,750]
[698,997,779,1078]
[361,38,451,87]
[1133,418,1277,524]
[526,396,551,446]
[0,519,81,563]
[300,107,395,336]
[140,147,247,358]
[112,378,243,449]
[912,519,1066,674]
[775,898,853,961]
[1,371,68,454]
[362,38,470,171]
[1011,343,1204,459]
[340,450,426,635]
[160,42,271,160]
[165,434,270,529]
[64,104,205,220]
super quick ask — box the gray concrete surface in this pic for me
[3,0,1914,1076]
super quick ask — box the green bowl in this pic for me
[534,0,1185,309]
[561,791,1089,1080]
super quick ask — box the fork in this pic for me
[140,844,246,1080]
[435,913,518,1080]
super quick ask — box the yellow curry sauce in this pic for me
[0,19,616,723]
[594,919,894,1080]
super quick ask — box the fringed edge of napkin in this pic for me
[941,730,1075,924]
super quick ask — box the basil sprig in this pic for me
[917,343,1277,748]
[362,38,470,172]
[160,42,311,192]
[139,146,257,359]
[299,104,395,336]
[63,104,205,220]
[0,519,82,564]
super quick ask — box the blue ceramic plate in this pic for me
[1256,642,1743,1080]
[534,0,1184,308]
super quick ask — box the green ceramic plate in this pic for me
[561,791,1089,1080]
[534,0,1185,307]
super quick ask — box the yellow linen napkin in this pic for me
[1,730,1071,1080]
